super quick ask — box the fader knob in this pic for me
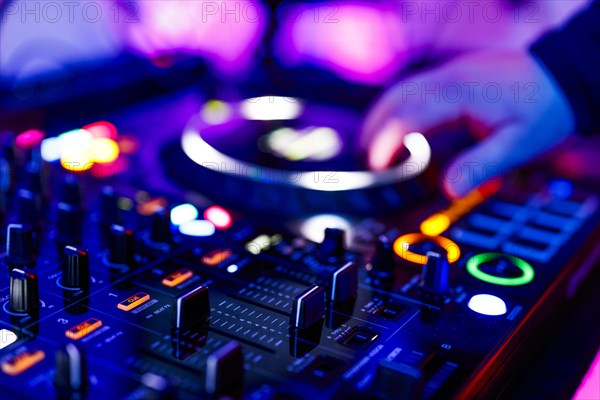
[150,208,173,245]
[56,202,83,247]
[205,341,244,397]
[6,223,36,268]
[418,251,450,305]
[319,228,347,259]
[369,236,395,278]
[291,285,325,329]
[62,246,90,289]
[172,285,210,331]
[108,224,136,266]
[9,268,39,313]
[54,343,87,394]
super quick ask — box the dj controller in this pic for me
[0,96,599,400]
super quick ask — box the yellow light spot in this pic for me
[60,147,94,172]
[118,197,134,211]
[201,100,232,125]
[92,138,120,164]
[393,233,460,265]
[420,213,451,236]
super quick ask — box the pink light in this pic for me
[83,121,118,140]
[573,347,600,400]
[204,205,232,230]
[274,2,409,84]
[124,0,268,76]
[15,129,44,149]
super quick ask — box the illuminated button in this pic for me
[117,292,151,311]
[204,206,232,230]
[162,269,194,287]
[0,329,18,350]
[466,253,534,286]
[65,318,103,340]
[467,294,507,316]
[1,350,45,376]
[202,249,233,267]
[170,203,199,226]
[393,233,460,265]
[179,220,215,237]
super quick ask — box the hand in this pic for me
[361,50,576,198]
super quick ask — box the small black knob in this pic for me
[108,224,136,266]
[56,202,83,247]
[20,162,42,194]
[205,341,244,397]
[172,285,210,331]
[16,188,41,227]
[6,223,36,268]
[62,246,90,289]
[369,236,396,278]
[99,186,121,232]
[418,251,450,305]
[60,175,82,208]
[150,208,172,245]
[54,342,87,394]
[9,268,39,313]
[291,284,325,329]
[319,228,347,260]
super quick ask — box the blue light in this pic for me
[178,220,215,237]
[548,179,573,199]
[467,294,507,316]
[171,203,199,226]
[226,264,239,273]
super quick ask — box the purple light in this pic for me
[573,348,600,399]
[274,1,409,84]
[125,0,269,76]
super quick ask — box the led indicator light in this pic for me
[468,294,507,316]
[393,233,460,265]
[162,269,194,287]
[466,253,534,286]
[117,292,151,311]
[65,318,103,340]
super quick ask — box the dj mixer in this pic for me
[0,97,599,400]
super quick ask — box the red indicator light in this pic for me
[204,205,232,230]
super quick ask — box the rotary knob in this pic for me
[6,223,36,268]
[108,225,136,266]
[62,246,90,289]
[319,228,347,260]
[9,268,39,313]
[150,208,173,245]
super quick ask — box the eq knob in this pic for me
[369,236,396,278]
[150,208,173,245]
[418,251,450,305]
[6,223,36,268]
[54,343,87,395]
[62,246,90,289]
[16,189,41,227]
[319,228,347,260]
[108,224,136,266]
[56,202,83,248]
[99,186,121,232]
[9,268,39,313]
[60,175,82,208]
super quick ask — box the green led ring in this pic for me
[466,253,534,286]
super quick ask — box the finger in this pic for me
[362,70,465,170]
[441,123,540,198]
